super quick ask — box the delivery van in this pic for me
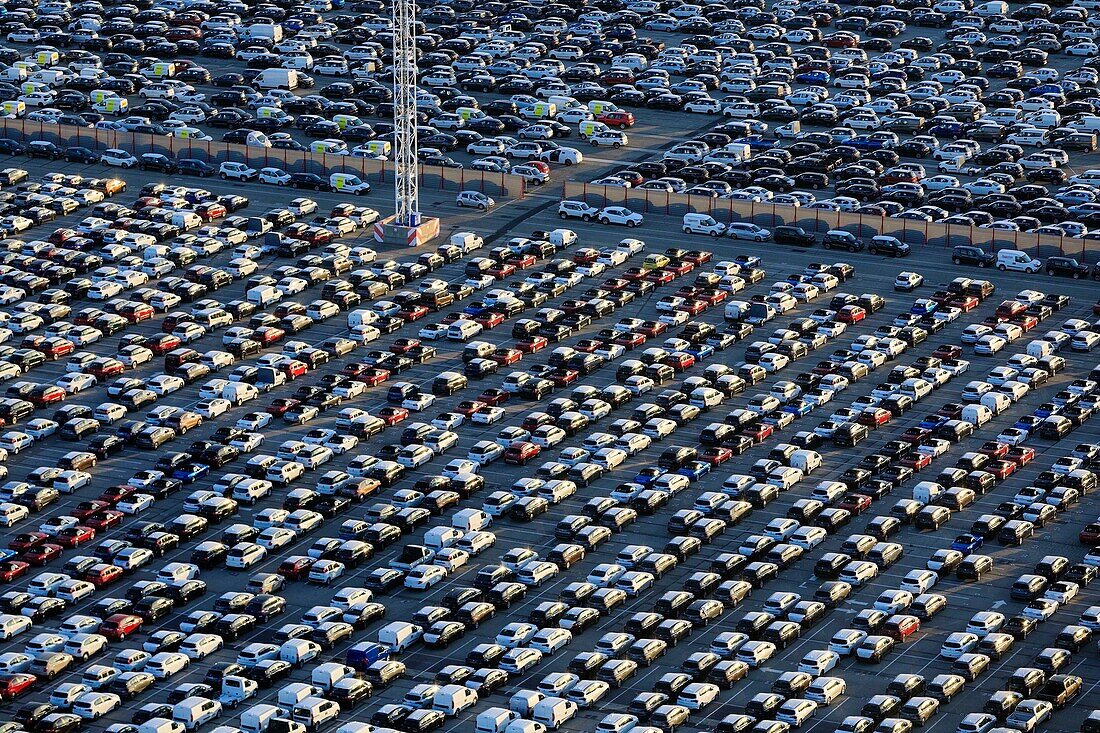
[330,172,371,195]
[478,708,520,733]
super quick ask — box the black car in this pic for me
[1046,256,1090,278]
[0,139,25,155]
[773,225,816,246]
[63,147,101,164]
[138,153,177,173]
[289,173,330,190]
[26,141,63,159]
[177,158,216,177]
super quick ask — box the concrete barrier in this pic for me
[0,120,528,200]
[564,181,1098,263]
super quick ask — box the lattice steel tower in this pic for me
[393,0,420,226]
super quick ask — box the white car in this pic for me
[116,494,154,515]
[558,200,600,220]
[727,223,770,241]
[102,149,138,168]
[456,190,495,210]
[894,271,924,291]
[598,207,643,227]
[258,167,292,185]
[405,564,447,589]
[219,162,258,181]
[195,399,232,419]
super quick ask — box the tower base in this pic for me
[373,215,441,247]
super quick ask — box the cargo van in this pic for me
[434,685,479,716]
[478,708,521,733]
[173,697,223,731]
[330,173,371,195]
[257,69,300,90]
[292,697,341,729]
[378,621,422,652]
[979,392,1009,415]
[533,698,577,728]
[961,405,992,427]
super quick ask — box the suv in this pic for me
[821,230,863,251]
[774,225,816,246]
[1045,257,1090,278]
[952,245,994,267]
[868,236,910,257]
[558,200,600,221]
[139,153,177,173]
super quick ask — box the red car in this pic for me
[683,250,713,265]
[390,339,421,355]
[98,485,137,505]
[837,305,866,324]
[948,295,979,312]
[503,441,541,465]
[89,359,126,379]
[358,368,391,387]
[505,253,536,269]
[516,336,548,354]
[84,563,124,587]
[932,344,962,359]
[491,348,523,365]
[55,526,96,548]
[267,398,301,416]
[280,360,308,379]
[550,369,579,387]
[839,493,872,514]
[987,460,1016,480]
[697,290,727,306]
[602,278,629,291]
[456,400,486,417]
[1080,523,1100,545]
[857,408,892,428]
[899,427,930,444]
[99,613,143,640]
[256,326,286,345]
[666,261,694,277]
[377,407,409,425]
[278,556,315,580]
[399,305,429,321]
[663,353,696,373]
[22,543,63,566]
[899,453,932,471]
[1005,446,1035,466]
[574,339,602,353]
[741,423,773,443]
[614,332,646,349]
[479,389,510,406]
[8,532,48,552]
[639,321,666,337]
[623,267,646,281]
[0,673,36,701]
[979,441,1009,460]
[1012,314,1039,331]
[486,263,516,279]
[701,447,733,465]
[596,110,634,129]
[149,334,183,355]
[0,560,29,583]
[645,269,676,285]
[474,312,504,329]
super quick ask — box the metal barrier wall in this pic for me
[564,182,1097,262]
[1,120,528,200]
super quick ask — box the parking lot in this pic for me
[0,150,1093,733]
[1,1,1100,733]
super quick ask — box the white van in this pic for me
[241,704,287,733]
[532,698,578,729]
[247,285,281,306]
[477,708,520,733]
[172,697,223,731]
[683,213,726,237]
[377,621,422,652]
[433,685,479,716]
[1026,340,1052,358]
[138,719,186,733]
[689,387,724,410]
[790,450,822,474]
[330,172,371,195]
[961,404,993,427]
[996,250,1041,273]
[912,481,945,504]
[451,231,485,252]
[170,212,202,231]
[979,392,1010,415]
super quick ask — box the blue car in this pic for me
[782,401,814,418]
[732,135,778,150]
[796,71,830,84]
[462,303,488,316]
[677,460,711,481]
[686,344,715,361]
[950,533,983,555]
[173,462,210,484]
[910,301,937,316]
[1014,415,1042,432]
[919,415,948,431]
[634,466,666,487]
[1032,403,1059,419]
